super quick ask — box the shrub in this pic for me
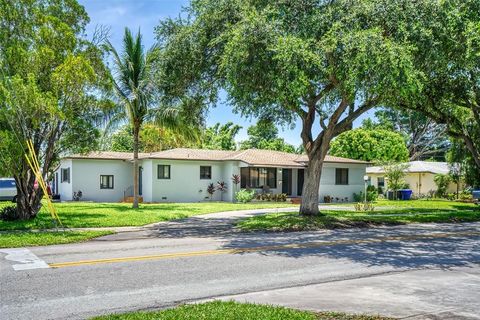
[353,190,378,202]
[73,190,83,201]
[382,162,409,199]
[354,202,375,212]
[254,193,287,202]
[459,190,473,201]
[207,183,216,200]
[446,193,456,201]
[0,206,18,221]
[377,186,384,195]
[235,189,255,203]
[434,174,452,198]
[216,181,228,201]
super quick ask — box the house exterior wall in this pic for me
[318,163,367,202]
[149,159,233,202]
[141,160,153,202]
[57,158,367,203]
[237,164,366,202]
[369,172,459,196]
[57,159,73,201]
[57,159,133,202]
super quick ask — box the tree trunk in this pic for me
[132,124,140,209]
[300,146,329,216]
[14,171,42,220]
[463,135,480,170]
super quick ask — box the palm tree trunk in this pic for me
[132,124,140,209]
[15,172,43,220]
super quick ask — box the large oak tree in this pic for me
[156,0,419,215]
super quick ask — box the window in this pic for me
[200,166,212,179]
[240,167,277,188]
[61,168,70,183]
[335,168,349,185]
[158,165,171,179]
[378,177,385,188]
[100,175,114,189]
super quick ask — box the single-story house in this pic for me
[366,161,459,196]
[54,148,369,203]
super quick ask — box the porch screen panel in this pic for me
[249,168,259,188]
[266,168,276,188]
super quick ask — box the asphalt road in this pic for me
[1,216,479,320]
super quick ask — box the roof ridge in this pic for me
[226,149,250,160]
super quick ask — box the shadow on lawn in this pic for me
[149,216,252,238]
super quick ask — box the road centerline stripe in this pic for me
[48,230,480,269]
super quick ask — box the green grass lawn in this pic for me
[239,200,480,232]
[91,301,391,320]
[0,230,113,248]
[0,201,296,231]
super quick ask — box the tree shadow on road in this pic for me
[145,214,480,270]
[219,223,480,269]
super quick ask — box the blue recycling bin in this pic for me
[473,190,480,200]
[399,189,413,200]
[473,190,480,204]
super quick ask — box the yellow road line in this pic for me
[49,231,480,268]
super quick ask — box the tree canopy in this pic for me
[106,124,198,153]
[240,120,296,153]
[362,109,450,161]
[202,122,241,150]
[330,128,409,163]
[156,0,420,215]
[0,0,109,219]
[391,0,480,170]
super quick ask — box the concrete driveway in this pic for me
[0,210,479,320]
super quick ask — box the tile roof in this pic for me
[147,148,238,161]
[66,151,148,161]
[65,148,369,166]
[366,161,451,175]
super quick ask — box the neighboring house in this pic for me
[367,161,459,196]
[55,148,369,203]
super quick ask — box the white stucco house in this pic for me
[367,161,459,196]
[53,148,369,203]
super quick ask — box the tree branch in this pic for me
[333,97,379,137]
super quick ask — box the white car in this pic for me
[0,178,17,202]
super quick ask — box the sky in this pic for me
[78,0,375,146]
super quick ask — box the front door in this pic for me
[282,169,292,195]
[297,169,304,196]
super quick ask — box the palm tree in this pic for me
[105,28,151,208]
[105,28,203,208]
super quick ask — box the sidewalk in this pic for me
[215,266,480,319]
